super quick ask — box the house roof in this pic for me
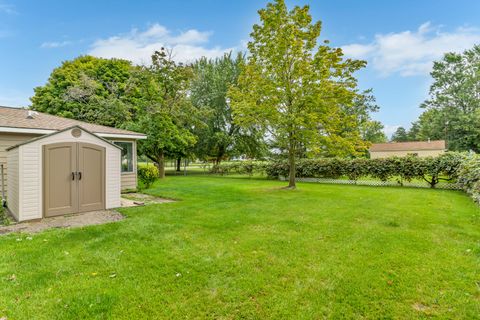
[0,106,146,139]
[369,140,446,152]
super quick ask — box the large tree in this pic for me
[228,0,368,188]
[413,45,480,151]
[190,52,266,164]
[130,49,197,178]
[31,56,140,127]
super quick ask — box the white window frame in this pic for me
[114,141,134,174]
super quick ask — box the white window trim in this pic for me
[114,141,135,174]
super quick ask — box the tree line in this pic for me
[30,0,387,188]
[391,45,480,152]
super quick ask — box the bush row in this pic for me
[211,153,464,188]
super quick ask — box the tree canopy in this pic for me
[31,56,140,127]
[190,52,266,163]
[391,127,409,142]
[228,0,369,188]
[408,45,480,151]
[129,49,198,178]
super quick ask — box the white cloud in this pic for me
[88,23,233,65]
[342,22,480,77]
[383,124,400,138]
[40,41,73,48]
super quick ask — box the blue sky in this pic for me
[1,0,480,136]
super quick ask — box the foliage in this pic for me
[409,45,480,151]
[137,163,159,189]
[213,153,463,188]
[361,120,387,144]
[31,56,140,127]
[228,0,369,188]
[391,127,409,142]
[190,53,267,163]
[456,153,480,203]
[129,49,198,178]
[210,161,267,176]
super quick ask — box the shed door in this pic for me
[44,143,78,217]
[78,143,105,213]
[43,142,105,217]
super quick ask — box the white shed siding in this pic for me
[0,133,39,194]
[15,128,121,221]
[106,145,121,208]
[6,147,19,220]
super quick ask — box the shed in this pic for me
[369,140,446,159]
[6,126,122,221]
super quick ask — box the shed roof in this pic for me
[6,125,123,151]
[0,106,146,139]
[369,140,446,152]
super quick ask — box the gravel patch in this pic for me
[0,193,173,235]
[121,193,175,206]
[0,210,124,235]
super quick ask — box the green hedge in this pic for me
[210,161,268,176]
[210,153,480,204]
[268,153,463,187]
[212,153,464,187]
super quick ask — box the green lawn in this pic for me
[1,177,479,319]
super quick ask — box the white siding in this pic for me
[0,133,39,194]
[14,128,121,221]
[6,148,19,220]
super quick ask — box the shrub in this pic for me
[262,152,464,187]
[211,161,267,176]
[138,164,159,189]
[456,153,480,203]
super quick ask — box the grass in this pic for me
[1,176,479,319]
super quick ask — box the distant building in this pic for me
[369,140,446,159]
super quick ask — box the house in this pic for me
[0,106,146,221]
[369,140,446,159]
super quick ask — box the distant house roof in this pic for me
[0,106,146,139]
[369,140,446,152]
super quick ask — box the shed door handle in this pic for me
[78,172,82,180]
[72,172,75,180]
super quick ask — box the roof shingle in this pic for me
[0,106,145,137]
[369,140,446,152]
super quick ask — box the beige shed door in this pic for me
[78,143,105,213]
[44,142,105,217]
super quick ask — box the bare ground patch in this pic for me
[0,210,124,235]
[121,193,176,206]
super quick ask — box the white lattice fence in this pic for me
[279,176,461,190]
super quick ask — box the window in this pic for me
[114,142,133,173]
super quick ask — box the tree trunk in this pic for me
[176,157,181,172]
[287,147,296,189]
[157,150,165,179]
